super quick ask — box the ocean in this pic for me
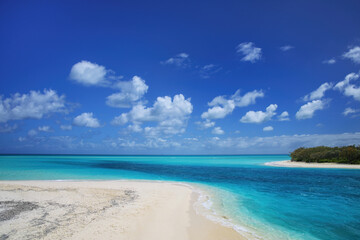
[0,155,359,240]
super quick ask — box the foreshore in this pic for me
[0,180,246,240]
[265,160,360,169]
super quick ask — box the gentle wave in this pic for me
[191,184,264,240]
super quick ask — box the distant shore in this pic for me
[0,180,246,240]
[265,160,360,169]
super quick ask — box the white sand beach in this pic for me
[0,180,245,240]
[265,160,360,169]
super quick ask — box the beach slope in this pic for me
[0,180,244,240]
[265,160,360,169]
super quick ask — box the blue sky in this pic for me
[0,0,360,154]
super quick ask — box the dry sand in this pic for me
[265,160,360,169]
[0,180,246,240]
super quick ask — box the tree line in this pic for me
[290,145,360,164]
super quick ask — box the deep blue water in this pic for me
[0,155,359,240]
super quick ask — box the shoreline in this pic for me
[265,160,360,169]
[0,180,249,240]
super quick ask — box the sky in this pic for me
[0,0,360,154]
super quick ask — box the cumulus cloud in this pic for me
[106,76,149,108]
[73,112,101,128]
[322,58,336,64]
[201,97,235,119]
[0,89,67,123]
[296,100,325,120]
[38,126,51,132]
[0,124,18,133]
[278,111,290,121]
[161,53,190,68]
[343,46,360,64]
[343,107,359,116]
[232,90,264,107]
[60,125,72,130]
[70,61,148,107]
[201,89,264,120]
[334,72,360,101]
[303,82,333,101]
[196,119,216,129]
[112,94,193,135]
[212,126,224,135]
[263,126,274,131]
[127,124,143,133]
[236,42,262,63]
[240,104,278,123]
[69,61,113,86]
[280,45,294,51]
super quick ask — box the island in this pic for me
[265,145,360,169]
[291,145,360,164]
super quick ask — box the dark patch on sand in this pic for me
[0,201,39,222]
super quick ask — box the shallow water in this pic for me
[0,155,359,240]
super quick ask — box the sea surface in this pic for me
[0,155,359,240]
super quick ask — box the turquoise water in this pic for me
[1,155,360,240]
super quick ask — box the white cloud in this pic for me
[201,97,235,119]
[280,45,294,51]
[70,61,148,108]
[127,124,143,133]
[196,119,215,129]
[0,89,67,123]
[334,72,360,101]
[114,137,182,149]
[212,127,224,135]
[161,53,190,67]
[111,114,128,126]
[296,100,325,120]
[303,82,333,101]
[106,76,149,108]
[343,107,359,116]
[184,137,198,141]
[278,111,290,121]
[199,64,222,78]
[204,132,360,153]
[240,104,278,123]
[0,124,18,133]
[60,125,72,130]
[201,89,264,119]
[73,112,101,128]
[263,126,274,131]
[69,60,112,86]
[38,126,51,132]
[28,129,37,136]
[236,42,262,63]
[112,94,193,135]
[322,58,336,64]
[232,90,264,107]
[18,137,26,142]
[343,46,360,64]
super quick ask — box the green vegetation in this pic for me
[290,145,360,164]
